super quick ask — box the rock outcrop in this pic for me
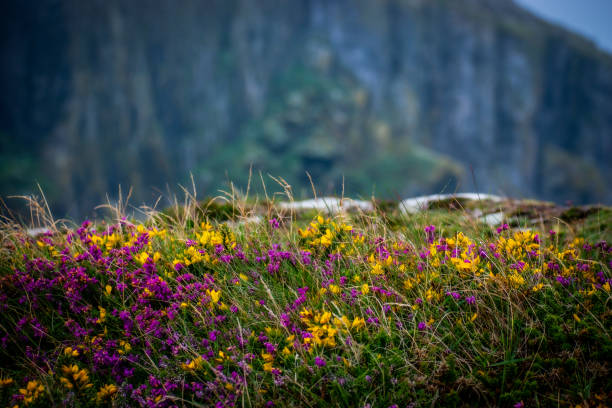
[1,0,611,217]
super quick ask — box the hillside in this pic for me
[1,0,612,217]
[0,196,610,407]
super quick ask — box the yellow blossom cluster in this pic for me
[497,230,540,259]
[181,356,204,372]
[447,233,481,275]
[18,380,45,406]
[298,215,352,249]
[95,384,118,403]
[60,365,93,391]
[135,251,162,265]
[117,340,132,355]
[90,232,123,251]
[63,346,80,357]
[0,376,14,387]
[299,309,366,349]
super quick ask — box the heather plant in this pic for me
[0,193,610,407]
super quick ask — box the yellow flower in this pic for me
[426,288,440,302]
[0,377,14,387]
[216,351,228,363]
[507,273,525,287]
[19,380,45,405]
[333,315,350,329]
[262,352,277,372]
[403,279,415,290]
[117,340,131,355]
[371,263,384,275]
[320,230,333,247]
[64,347,79,357]
[351,316,366,330]
[96,384,118,403]
[361,283,369,294]
[60,365,92,391]
[97,306,107,324]
[60,377,73,389]
[211,232,224,246]
[207,289,221,304]
[299,308,313,321]
[105,285,112,295]
[135,252,150,265]
[318,311,332,325]
[181,356,203,371]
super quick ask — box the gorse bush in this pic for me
[0,198,610,407]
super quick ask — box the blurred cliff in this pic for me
[1,0,611,217]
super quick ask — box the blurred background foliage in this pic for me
[0,0,611,218]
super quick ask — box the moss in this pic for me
[197,199,237,222]
[560,206,601,222]
[427,197,471,211]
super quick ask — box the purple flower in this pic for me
[424,225,436,244]
[265,342,276,354]
[465,296,476,305]
[269,218,280,229]
[556,276,571,287]
[314,356,326,367]
[496,223,510,233]
[446,291,461,300]
[417,321,427,331]
[514,402,524,408]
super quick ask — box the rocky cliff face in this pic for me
[1,0,611,217]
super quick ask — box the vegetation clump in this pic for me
[0,197,610,407]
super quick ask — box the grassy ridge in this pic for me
[0,199,610,407]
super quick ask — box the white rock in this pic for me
[26,227,52,237]
[278,197,373,213]
[479,211,505,226]
[454,193,503,202]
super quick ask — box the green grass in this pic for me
[0,196,610,407]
